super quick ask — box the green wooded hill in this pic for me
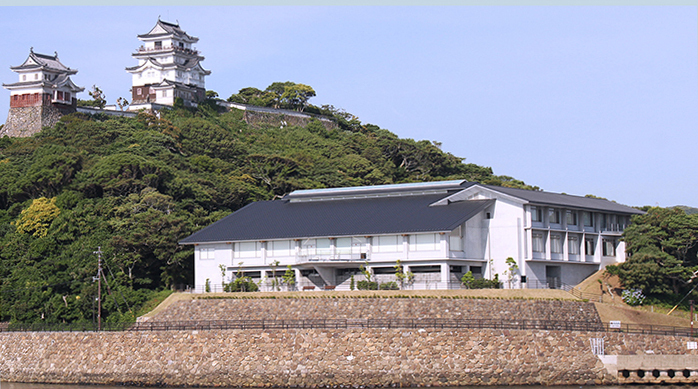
[0,103,535,323]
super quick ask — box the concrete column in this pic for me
[440,263,450,289]
[294,268,302,290]
[365,237,372,260]
[440,233,449,257]
[402,235,409,259]
[261,242,267,265]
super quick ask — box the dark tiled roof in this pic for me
[482,185,643,214]
[180,195,494,244]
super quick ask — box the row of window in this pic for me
[531,207,593,226]
[200,231,464,260]
[531,206,629,231]
[532,233,616,257]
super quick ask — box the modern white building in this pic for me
[1,49,84,137]
[179,180,644,292]
[126,18,210,109]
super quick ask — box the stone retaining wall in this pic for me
[151,298,602,323]
[1,328,696,387]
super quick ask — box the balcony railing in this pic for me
[296,253,368,263]
[136,45,199,55]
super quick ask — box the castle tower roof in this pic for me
[10,48,77,75]
[138,18,199,44]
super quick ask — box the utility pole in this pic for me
[93,247,102,331]
[688,300,693,338]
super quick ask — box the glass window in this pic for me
[270,240,291,257]
[336,237,352,254]
[603,239,616,256]
[236,242,259,258]
[199,247,215,260]
[376,235,399,252]
[532,233,545,253]
[585,238,595,256]
[449,226,463,251]
[568,236,579,255]
[566,210,577,225]
[531,206,542,222]
[549,209,560,224]
[410,233,437,252]
[583,212,594,227]
[301,239,316,255]
[550,235,562,253]
[316,238,331,255]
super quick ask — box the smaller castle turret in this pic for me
[2,48,84,138]
[126,18,211,109]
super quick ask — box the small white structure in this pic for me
[1,48,84,137]
[180,180,643,292]
[126,18,210,109]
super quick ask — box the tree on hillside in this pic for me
[280,83,316,112]
[606,207,698,301]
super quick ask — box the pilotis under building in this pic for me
[1,49,84,138]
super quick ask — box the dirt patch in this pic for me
[594,302,691,327]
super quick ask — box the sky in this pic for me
[0,6,696,208]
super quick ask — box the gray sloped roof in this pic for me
[483,185,644,214]
[180,195,494,244]
[11,51,76,74]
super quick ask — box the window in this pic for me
[316,238,331,255]
[585,238,595,256]
[410,233,437,252]
[34,74,38,80]
[136,88,142,96]
[532,233,545,253]
[235,242,259,258]
[603,239,616,256]
[568,236,579,255]
[270,240,291,257]
[301,239,316,255]
[566,210,577,225]
[583,212,594,227]
[199,247,215,260]
[550,235,562,254]
[65,92,70,101]
[22,75,26,81]
[162,90,167,97]
[449,226,463,251]
[336,237,352,254]
[531,206,542,222]
[549,208,560,224]
[155,41,162,49]
[376,235,399,252]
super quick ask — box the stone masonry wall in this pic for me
[1,328,696,387]
[1,104,72,138]
[151,298,602,323]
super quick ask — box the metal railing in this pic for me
[2,318,695,337]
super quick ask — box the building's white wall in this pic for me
[194,243,232,290]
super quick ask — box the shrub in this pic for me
[462,271,501,289]
[224,277,259,292]
[379,281,399,290]
[356,280,378,290]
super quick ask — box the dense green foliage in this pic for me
[0,99,534,324]
[606,207,698,305]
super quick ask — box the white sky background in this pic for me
[0,6,696,208]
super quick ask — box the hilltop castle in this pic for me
[1,19,210,138]
[126,19,210,110]
[1,49,84,137]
